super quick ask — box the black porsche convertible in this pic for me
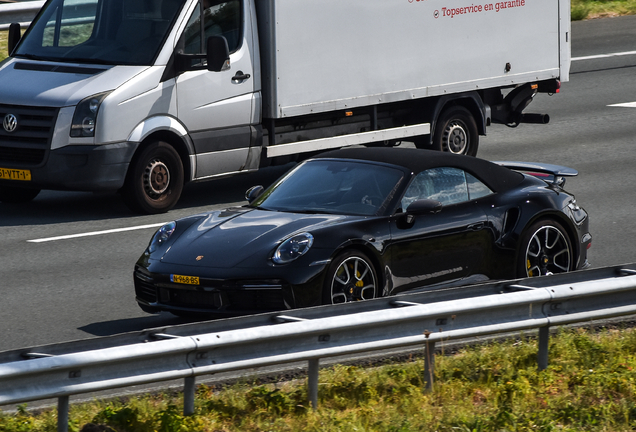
[134,147,591,317]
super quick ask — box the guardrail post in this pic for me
[424,339,435,391]
[538,326,550,370]
[308,358,319,410]
[57,396,69,432]
[184,376,196,416]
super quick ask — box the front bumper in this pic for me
[134,265,326,316]
[0,142,138,192]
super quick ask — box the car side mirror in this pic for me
[404,199,442,223]
[8,23,21,56]
[207,36,230,72]
[245,185,264,203]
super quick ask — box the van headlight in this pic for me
[70,92,110,137]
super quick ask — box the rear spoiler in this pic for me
[494,161,578,187]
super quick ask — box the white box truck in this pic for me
[0,0,570,213]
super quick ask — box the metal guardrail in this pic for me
[0,1,44,31]
[2,264,636,432]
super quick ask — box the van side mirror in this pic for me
[8,23,21,56]
[245,185,264,203]
[207,36,230,72]
[404,199,442,224]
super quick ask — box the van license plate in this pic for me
[0,168,31,181]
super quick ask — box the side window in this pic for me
[181,0,241,55]
[401,167,470,209]
[466,172,493,200]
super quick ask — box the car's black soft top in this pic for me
[315,147,524,193]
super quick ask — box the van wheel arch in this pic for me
[121,136,188,214]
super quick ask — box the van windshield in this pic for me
[14,0,186,66]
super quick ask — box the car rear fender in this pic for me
[516,210,581,269]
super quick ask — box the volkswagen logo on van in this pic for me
[3,114,18,133]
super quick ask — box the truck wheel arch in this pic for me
[122,138,186,214]
[429,94,488,156]
[121,122,194,214]
[127,117,195,181]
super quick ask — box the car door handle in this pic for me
[232,71,251,82]
[468,222,484,231]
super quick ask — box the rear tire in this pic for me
[122,141,184,214]
[0,185,40,203]
[517,219,573,278]
[432,106,479,156]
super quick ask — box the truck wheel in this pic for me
[122,141,184,214]
[433,106,479,156]
[0,186,41,203]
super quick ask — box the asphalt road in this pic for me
[1,15,636,353]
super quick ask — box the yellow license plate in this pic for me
[171,274,200,285]
[0,167,31,181]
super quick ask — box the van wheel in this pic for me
[122,141,184,214]
[433,106,479,156]
[0,186,41,203]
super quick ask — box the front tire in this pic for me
[122,141,184,214]
[517,220,573,278]
[432,106,479,156]
[0,185,41,203]
[323,250,378,305]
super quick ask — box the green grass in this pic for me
[573,0,636,20]
[4,327,636,431]
[0,31,7,63]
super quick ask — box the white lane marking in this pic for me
[571,50,636,109]
[572,50,636,62]
[28,222,167,243]
[608,102,636,108]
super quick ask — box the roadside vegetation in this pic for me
[572,0,636,20]
[0,31,6,62]
[1,0,636,62]
[3,327,636,431]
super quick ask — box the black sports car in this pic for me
[134,147,591,317]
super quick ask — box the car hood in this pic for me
[0,59,148,107]
[160,208,358,268]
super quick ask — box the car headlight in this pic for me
[148,221,177,253]
[272,233,314,264]
[70,92,110,138]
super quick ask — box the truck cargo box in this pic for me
[255,0,570,119]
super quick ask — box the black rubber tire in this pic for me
[517,219,573,278]
[122,141,184,214]
[0,185,41,203]
[322,250,379,305]
[432,106,479,156]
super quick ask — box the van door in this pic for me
[175,0,256,179]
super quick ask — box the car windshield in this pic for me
[14,0,185,66]
[252,159,405,216]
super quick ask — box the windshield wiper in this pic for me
[15,53,56,62]
[57,57,117,66]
